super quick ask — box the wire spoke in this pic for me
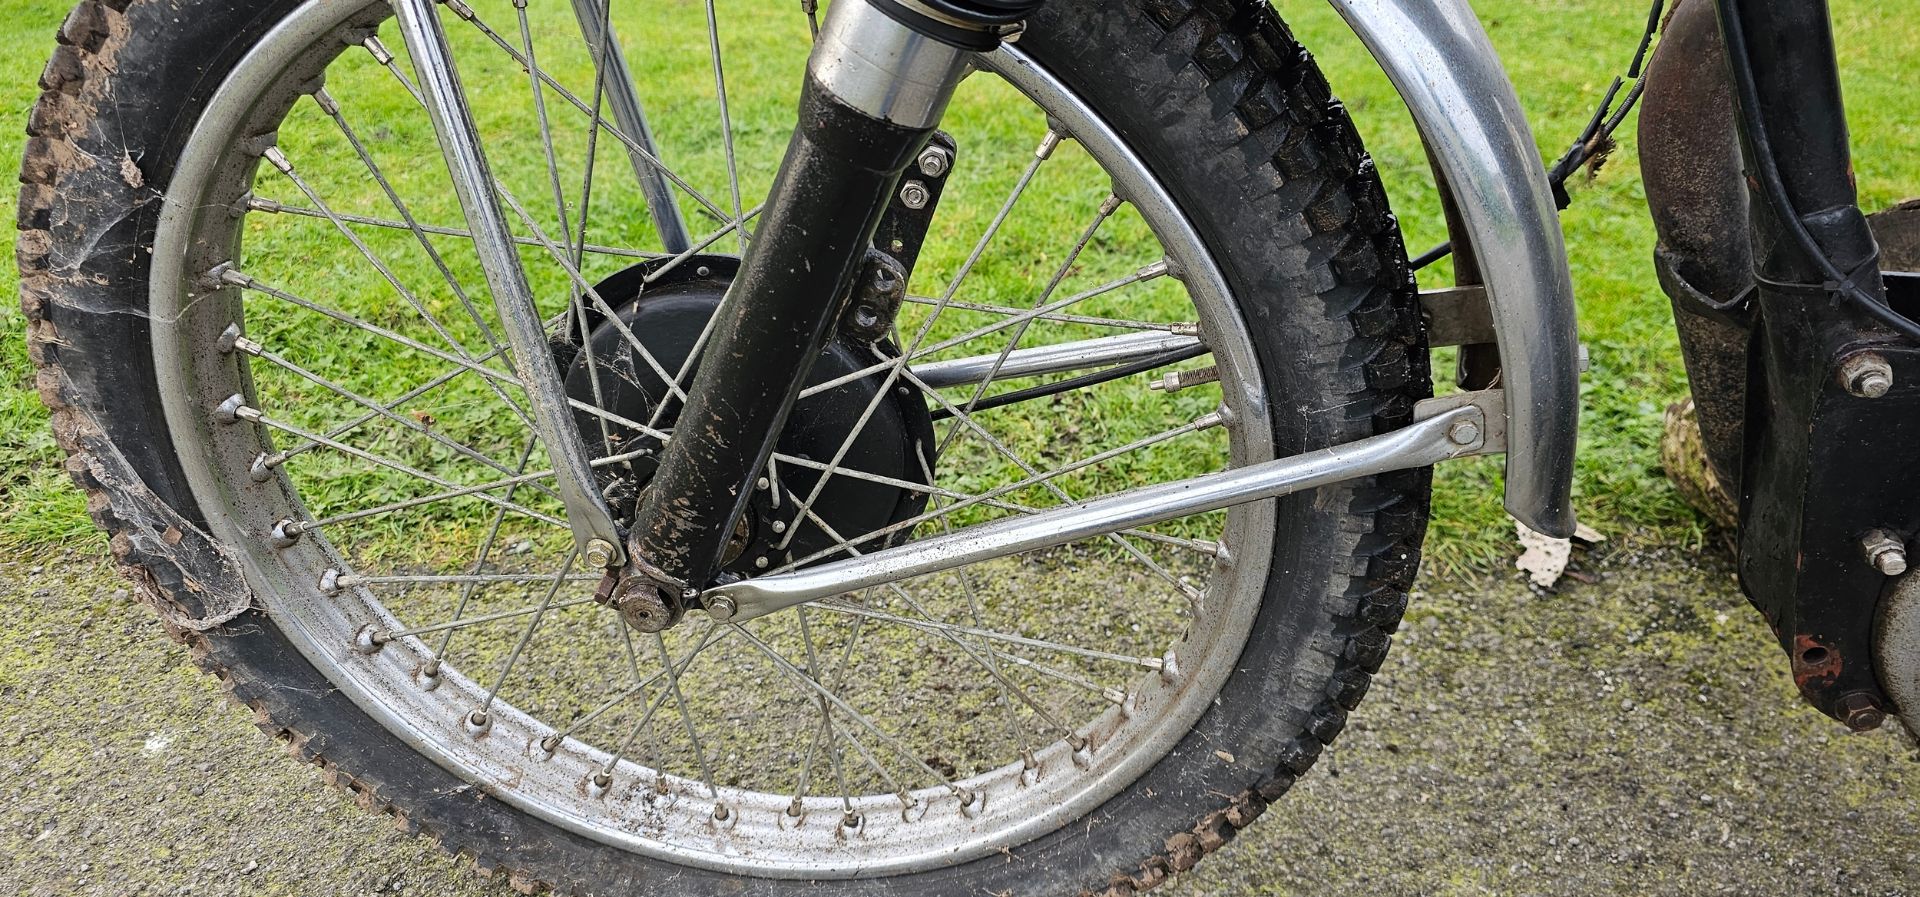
[244,408,567,530]
[256,147,536,430]
[733,624,974,802]
[401,11,735,225]
[799,259,1170,401]
[649,631,721,798]
[238,336,563,505]
[703,0,746,255]
[772,130,1061,549]
[245,196,664,260]
[807,602,1165,670]
[476,550,579,715]
[597,622,726,775]
[384,595,601,640]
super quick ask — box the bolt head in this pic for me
[1839,353,1895,398]
[1864,529,1910,576]
[917,146,952,178]
[706,596,738,622]
[584,538,616,569]
[899,180,931,210]
[1840,693,1887,732]
[1447,419,1482,447]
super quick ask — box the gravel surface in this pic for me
[2,543,1916,895]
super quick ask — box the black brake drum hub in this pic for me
[559,256,934,577]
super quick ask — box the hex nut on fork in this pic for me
[1838,352,1894,398]
[1863,529,1909,576]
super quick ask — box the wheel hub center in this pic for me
[559,255,935,582]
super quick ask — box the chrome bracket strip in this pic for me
[1328,0,1580,537]
[392,0,625,565]
[708,394,1502,622]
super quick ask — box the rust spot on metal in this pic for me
[1789,634,1842,693]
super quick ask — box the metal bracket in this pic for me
[704,392,1505,623]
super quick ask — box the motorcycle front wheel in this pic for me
[20,0,1429,892]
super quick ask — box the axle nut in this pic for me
[584,538,616,569]
[706,596,739,622]
[1838,352,1894,398]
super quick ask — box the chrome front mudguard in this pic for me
[1330,0,1581,537]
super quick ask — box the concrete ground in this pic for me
[2,541,1916,896]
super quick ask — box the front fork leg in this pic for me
[392,0,627,567]
[613,1,1009,631]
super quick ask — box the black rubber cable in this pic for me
[1715,0,1920,342]
[1411,0,1664,271]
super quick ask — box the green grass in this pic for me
[0,0,1916,577]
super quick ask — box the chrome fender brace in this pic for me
[1329,0,1582,537]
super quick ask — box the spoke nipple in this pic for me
[214,264,253,289]
[584,539,617,569]
[362,36,394,66]
[352,624,388,654]
[261,146,293,174]
[786,798,804,818]
[712,803,731,822]
[1863,529,1909,576]
[1035,130,1063,160]
[537,733,562,757]
[249,453,275,483]
[1070,739,1094,768]
[1839,352,1895,399]
[415,662,442,691]
[587,771,613,796]
[1140,259,1172,281]
[268,518,302,549]
[215,324,242,354]
[917,145,953,179]
[318,568,342,596]
[465,710,493,737]
[310,88,339,116]
[1099,193,1125,216]
[212,394,253,425]
[243,194,278,214]
[1169,321,1202,337]
[899,180,931,210]
[705,596,738,622]
[958,788,978,809]
[1158,651,1180,684]
[770,520,788,535]
[841,811,862,830]
[1446,418,1482,448]
[1152,366,1221,394]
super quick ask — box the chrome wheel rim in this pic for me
[150,0,1277,876]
